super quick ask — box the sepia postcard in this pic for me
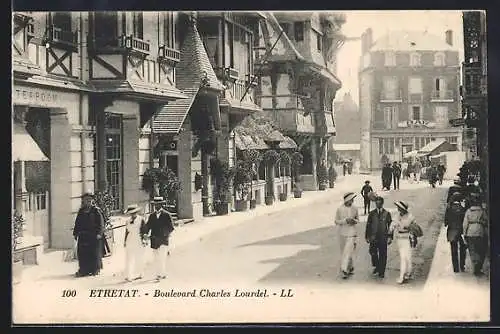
[11,9,490,324]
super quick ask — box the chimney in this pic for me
[361,28,373,54]
[445,29,453,46]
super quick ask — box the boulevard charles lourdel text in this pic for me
[153,288,281,298]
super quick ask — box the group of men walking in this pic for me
[381,161,402,191]
[73,193,175,282]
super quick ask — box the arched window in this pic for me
[434,52,446,66]
[410,52,421,66]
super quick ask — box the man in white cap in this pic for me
[143,197,175,282]
[335,192,360,279]
[123,204,146,282]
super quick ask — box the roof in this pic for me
[418,139,457,154]
[331,143,360,151]
[175,21,224,91]
[152,87,200,134]
[370,30,456,52]
[91,79,187,99]
[261,12,304,62]
[13,123,49,162]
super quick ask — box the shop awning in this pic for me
[91,79,187,100]
[152,87,200,134]
[12,123,49,162]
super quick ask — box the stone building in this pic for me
[358,28,463,171]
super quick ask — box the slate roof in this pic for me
[175,22,224,91]
[91,79,187,99]
[370,30,456,52]
[152,87,200,134]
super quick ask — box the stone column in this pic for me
[50,109,72,249]
[122,114,140,207]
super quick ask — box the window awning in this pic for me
[152,87,200,134]
[91,79,188,100]
[12,123,49,162]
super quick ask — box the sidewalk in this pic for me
[423,210,490,321]
[21,173,372,282]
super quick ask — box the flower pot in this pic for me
[215,201,229,216]
[249,199,257,209]
[319,183,327,191]
[279,193,287,201]
[265,196,274,206]
[12,260,24,285]
[294,190,302,198]
[235,199,249,212]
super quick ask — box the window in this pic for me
[383,106,398,129]
[94,12,119,45]
[434,52,445,66]
[382,76,398,99]
[411,106,421,121]
[384,52,396,66]
[410,52,421,66]
[132,12,143,39]
[434,106,448,126]
[227,22,234,68]
[408,77,423,93]
[105,114,122,211]
[414,137,431,150]
[446,136,458,144]
[199,17,220,68]
[35,192,47,211]
[294,22,304,41]
[163,12,176,49]
[435,78,446,92]
[51,12,72,31]
[315,31,322,51]
[379,138,395,154]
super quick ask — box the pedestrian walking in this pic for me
[414,159,423,183]
[401,161,409,180]
[390,201,418,284]
[437,163,446,185]
[392,161,401,190]
[381,163,393,190]
[334,192,360,279]
[360,180,374,215]
[444,193,467,273]
[463,193,488,277]
[143,197,175,282]
[343,161,348,176]
[72,192,105,277]
[123,204,147,282]
[365,196,392,279]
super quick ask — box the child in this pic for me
[360,180,374,215]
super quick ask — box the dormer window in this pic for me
[294,22,304,42]
[132,12,143,39]
[384,52,396,66]
[434,52,445,66]
[410,52,421,66]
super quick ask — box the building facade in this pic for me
[358,29,463,171]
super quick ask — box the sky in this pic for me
[335,10,464,104]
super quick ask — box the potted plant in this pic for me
[93,190,116,257]
[318,164,328,191]
[12,211,26,284]
[142,167,181,210]
[262,149,280,205]
[291,152,304,198]
[211,158,232,215]
[278,151,291,201]
[242,149,262,210]
[231,160,253,212]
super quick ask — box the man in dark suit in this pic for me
[392,161,402,190]
[142,196,175,282]
[365,196,393,278]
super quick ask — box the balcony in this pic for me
[215,67,239,82]
[462,65,484,101]
[246,74,258,87]
[259,94,314,133]
[431,90,454,102]
[408,93,423,103]
[47,25,78,52]
[158,45,180,64]
[89,34,150,56]
[380,91,402,102]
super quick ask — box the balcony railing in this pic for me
[48,25,78,51]
[158,45,180,63]
[227,80,250,102]
[408,93,423,103]
[380,91,402,101]
[246,74,258,86]
[90,34,150,55]
[215,67,239,81]
[431,90,454,101]
[259,94,314,132]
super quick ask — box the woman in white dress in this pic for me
[123,204,147,281]
[389,201,416,284]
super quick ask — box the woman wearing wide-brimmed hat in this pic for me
[389,201,417,284]
[143,197,175,282]
[334,192,360,279]
[123,204,147,281]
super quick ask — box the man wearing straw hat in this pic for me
[334,192,360,279]
[123,204,147,282]
[365,196,392,279]
[143,197,175,282]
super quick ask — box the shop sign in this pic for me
[13,85,78,109]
